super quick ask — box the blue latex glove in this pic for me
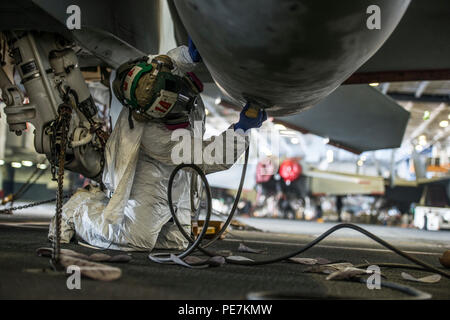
[188,37,201,63]
[234,103,268,133]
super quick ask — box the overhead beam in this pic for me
[431,125,450,145]
[409,103,446,141]
[415,81,429,98]
[344,69,450,84]
[387,93,450,103]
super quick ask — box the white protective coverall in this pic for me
[48,46,248,251]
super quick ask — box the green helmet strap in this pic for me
[122,62,154,109]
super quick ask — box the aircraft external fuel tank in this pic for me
[174,0,410,116]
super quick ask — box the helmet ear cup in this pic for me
[112,57,149,104]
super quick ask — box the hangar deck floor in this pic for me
[0,216,449,300]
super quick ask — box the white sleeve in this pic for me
[141,124,248,175]
[167,45,198,75]
[147,46,197,76]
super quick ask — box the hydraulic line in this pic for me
[354,263,436,272]
[201,145,249,248]
[150,147,250,263]
[149,141,450,281]
[149,164,213,263]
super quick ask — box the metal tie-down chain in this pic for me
[50,104,72,270]
[0,197,71,215]
[0,104,72,269]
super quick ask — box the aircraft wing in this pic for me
[274,85,410,153]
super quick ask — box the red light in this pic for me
[279,159,302,183]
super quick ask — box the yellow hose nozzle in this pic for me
[1,194,13,205]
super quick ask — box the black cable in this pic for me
[219,223,449,277]
[354,262,434,272]
[149,143,251,261]
[151,142,450,281]
[168,182,450,278]
[149,164,213,263]
[202,145,249,248]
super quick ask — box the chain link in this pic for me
[0,195,71,215]
[51,104,72,270]
[0,104,72,270]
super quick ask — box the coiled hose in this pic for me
[149,145,450,282]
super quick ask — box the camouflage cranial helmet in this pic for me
[132,55,174,109]
[113,54,201,125]
[113,55,184,119]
